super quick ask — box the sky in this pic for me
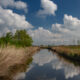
[0,0,80,45]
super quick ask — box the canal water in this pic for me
[14,49,80,80]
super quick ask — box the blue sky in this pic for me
[0,0,80,45]
[24,0,80,29]
[13,0,80,29]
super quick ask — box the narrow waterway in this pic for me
[14,49,80,80]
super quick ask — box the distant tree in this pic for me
[14,30,33,47]
[0,30,33,47]
[5,32,13,46]
[0,32,13,47]
[77,40,80,45]
[0,37,5,47]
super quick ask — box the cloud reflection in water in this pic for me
[14,49,80,80]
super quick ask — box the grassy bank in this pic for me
[0,46,40,80]
[52,46,80,61]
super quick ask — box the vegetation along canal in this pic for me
[14,49,80,80]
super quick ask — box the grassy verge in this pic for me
[52,45,80,61]
[0,46,40,80]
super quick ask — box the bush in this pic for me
[0,30,33,47]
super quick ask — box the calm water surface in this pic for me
[14,49,80,80]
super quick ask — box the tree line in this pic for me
[0,30,33,47]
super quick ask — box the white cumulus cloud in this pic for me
[28,27,61,45]
[37,0,57,16]
[52,14,80,38]
[0,0,28,12]
[28,14,80,45]
[52,23,70,33]
[0,7,33,36]
[64,14,80,31]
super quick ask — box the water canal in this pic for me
[14,49,80,80]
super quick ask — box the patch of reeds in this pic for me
[52,46,80,61]
[0,46,39,80]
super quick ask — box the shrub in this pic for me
[0,30,33,47]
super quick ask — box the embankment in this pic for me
[0,46,40,80]
[51,46,80,62]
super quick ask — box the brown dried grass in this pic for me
[0,46,39,77]
[53,46,80,56]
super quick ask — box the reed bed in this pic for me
[0,46,39,80]
[52,46,80,61]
